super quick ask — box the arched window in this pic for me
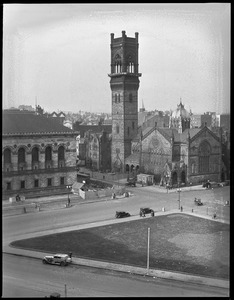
[4,148,11,164]
[172,172,178,185]
[116,124,119,134]
[32,147,39,162]
[58,145,65,160]
[191,163,195,174]
[18,147,25,163]
[199,141,211,173]
[126,54,135,73]
[45,146,52,161]
[114,54,122,73]
[115,94,117,103]
[118,94,120,103]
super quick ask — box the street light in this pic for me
[166,175,170,193]
[177,188,181,210]
[66,185,72,206]
[147,227,150,275]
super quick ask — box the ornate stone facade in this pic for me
[2,110,78,199]
[83,130,111,172]
[125,125,223,186]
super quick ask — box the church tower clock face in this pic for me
[109,31,141,172]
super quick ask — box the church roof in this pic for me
[3,109,76,136]
[74,124,112,137]
[171,101,191,119]
[137,126,204,144]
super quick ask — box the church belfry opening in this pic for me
[109,31,141,172]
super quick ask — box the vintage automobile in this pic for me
[194,198,203,206]
[115,211,130,218]
[125,177,136,187]
[42,253,72,266]
[125,181,136,187]
[140,207,154,215]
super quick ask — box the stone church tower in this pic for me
[108,31,141,172]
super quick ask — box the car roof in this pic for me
[55,254,68,257]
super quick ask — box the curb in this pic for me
[3,250,229,290]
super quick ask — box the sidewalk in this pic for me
[3,210,229,289]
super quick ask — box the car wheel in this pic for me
[42,259,47,264]
[60,261,65,266]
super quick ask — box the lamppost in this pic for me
[147,227,150,275]
[166,175,169,193]
[177,187,181,210]
[66,185,72,206]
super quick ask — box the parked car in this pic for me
[140,207,154,215]
[126,177,136,187]
[194,198,203,206]
[42,254,72,266]
[115,211,130,218]
[49,292,61,298]
[125,181,136,187]
[218,181,230,187]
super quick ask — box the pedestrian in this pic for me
[180,206,183,212]
[68,197,70,206]
[69,252,72,259]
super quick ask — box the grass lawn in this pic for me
[11,214,229,279]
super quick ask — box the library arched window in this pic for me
[115,94,117,103]
[32,147,39,162]
[118,94,120,103]
[18,147,25,163]
[45,146,52,161]
[116,124,119,134]
[4,148,11,164]
[58,145,65,160]
[199,141,211,173]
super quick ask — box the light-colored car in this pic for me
[42,254,72,266]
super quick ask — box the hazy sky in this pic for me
[3,3,230,114]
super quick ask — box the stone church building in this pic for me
[125,102,225,186]
[108,32,225,186]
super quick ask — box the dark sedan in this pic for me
[140,207,154,214]
[115,211,131,218]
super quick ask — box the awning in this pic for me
[72,182,84,194]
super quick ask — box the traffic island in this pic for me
[10,213,229,280]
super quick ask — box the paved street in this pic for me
[2,185,230,297]
[3,253,228,297]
